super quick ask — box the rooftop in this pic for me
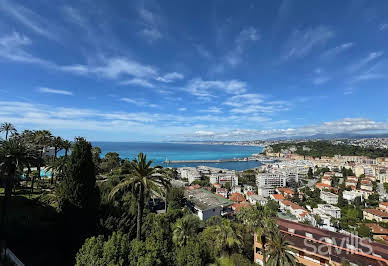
[185,188,233,211]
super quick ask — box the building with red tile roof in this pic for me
[229,192,245,203]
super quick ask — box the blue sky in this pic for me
[0,0,388,141]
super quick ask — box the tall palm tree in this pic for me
[109,153,170,240]
[62,140,72,157]
[52,136,64,160]
[32,130,53,192]
[0,122,16,140]
[266,231,296,266]
[173,215,201,247]
[46,156,68,185]
[0,139,37,236]
[214,219,241,257]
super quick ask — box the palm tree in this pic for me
[31,130,53,192]
[52,136,63,159]
[0,122,16,140]
[173,215,201,247]
[109,153,170,240]
[161,168,175,212]
[266,231,296,266]
[0,139,37,237]
[62,140,72,157]
[214,219,241,257]
[46,156,68,185]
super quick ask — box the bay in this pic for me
[92,142,263,171]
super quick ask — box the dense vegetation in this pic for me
[268,141,388,158]
[0,122,296,266]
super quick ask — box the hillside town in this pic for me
[172,140,388,265]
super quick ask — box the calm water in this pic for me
[92,142,263,171]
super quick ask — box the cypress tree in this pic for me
[57,137,100,256]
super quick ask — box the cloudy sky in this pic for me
[0,0,388,141]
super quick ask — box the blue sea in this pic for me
[92,142,263,171]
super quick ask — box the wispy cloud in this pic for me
[38,87,73,96]
[347,51,384,73]
[0,0,58,40]
[138,7,163,42]
[198,107,222,114]
[226,26,260,66]
[380,23,388,31]
[120,97,158,108]
[223,94,290,114]
[183,78,247,97]
[156,72,184,83]
[120,78,155,88]
[185,118,388,140]
[320,42,354,59]
[282,26,334,61]
[0,32,52,65]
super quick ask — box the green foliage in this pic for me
[307,167,313,179]
[366,193,380,207]
[176,238,208,266]
[167,187,186,210]
[100,152,121,173]
[173,214,204,247]
[384,183,388,193]
[270,141,388,159]
[75,232,131,266]
[57,137,100,251]
[357,224,372,238]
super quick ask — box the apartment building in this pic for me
[254,219,388,265]
[320,191,338,205]
[313,204,341,219]
[256,172,286,197]
[179,167,201,184]
[363,209,388,223]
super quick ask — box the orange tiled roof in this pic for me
[271,194,285,200]
[229,193,245,203]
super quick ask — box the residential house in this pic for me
[320,191,338,205]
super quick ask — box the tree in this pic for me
[266,231,296,266]
[167,187,186,210]
[173,215,203,247]
[31,130,53,192]
[214,219,241,257]
[307,167,313,179]
[75,232,131,266]
[57,137,100,249]
[109,153,170,240]
[176,238,208,266]
[62,140,72,157]
[52,136,63,159]
[357,224,372,239]
[0,122,16,140]
[0,139,37,240]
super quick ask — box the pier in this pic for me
[165,158,248,164]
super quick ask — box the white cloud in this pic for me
[120,78,155,88]
[185,118,388,140]
[320,42,354,59]
[156,72,184,83]
[38,87,73,96]
[224,94,290,114]
[380,23,388,31]
[226,26,260,66]
[199,107,222,114]
[313,76,330,85]
[283,26,334,60]
[178,107,186,111]
[347,51,384,72]
[138,8,163,42]
[183,78,247,97]
[0,0,58,40]
[120,97,158,108]
[0,32,53,66]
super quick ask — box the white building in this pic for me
[209,171,238,186]
[179,167,201,184]
[320,191,338,205]
[256,172,287,197]
[313,204,341,219]
[342,190,364,201]
[247,194,268,206]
